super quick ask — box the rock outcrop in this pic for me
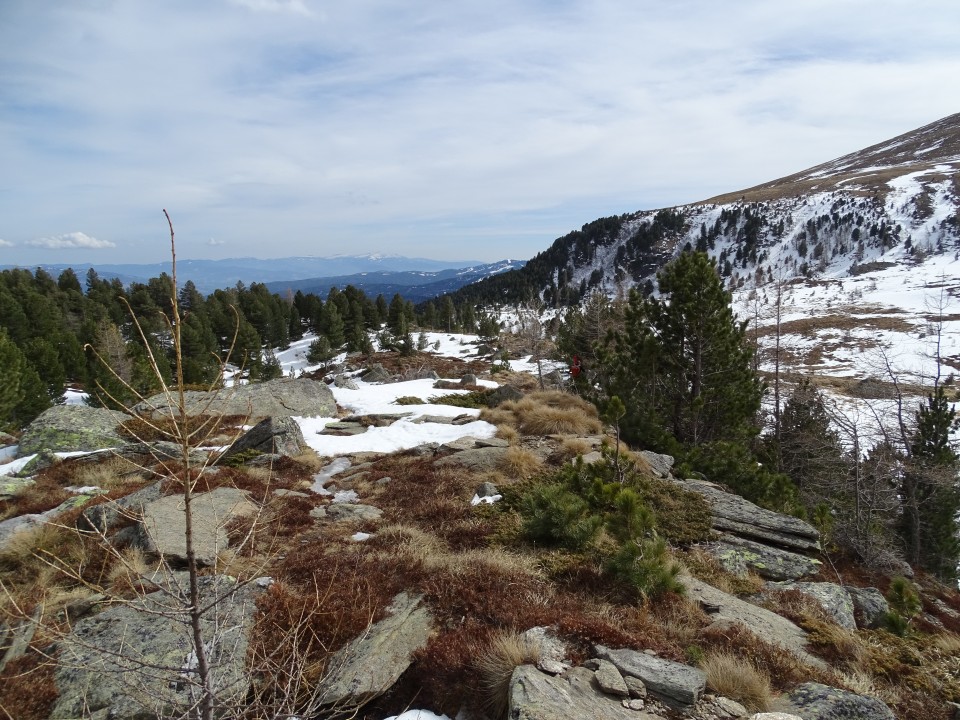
[508,665,645,720]
[17,405,131,457]
[219,416,306,462]
[318,592,433,709]
[771,582,856,630]
[50,575,261,720]
[139,487,257,566]
[780,682,896,719]
[136,378,336,420]
[847,586,890,629]
[680,575,827,670]
[704,534,822,581]
[677,479,820,553]
[594,645,706,708]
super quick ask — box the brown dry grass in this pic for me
[679,548,765,596]
[556,436,594,460]
[700,650,773,712]
[475,631,541,719]
[499,446,544,479]
[483,391,603,438]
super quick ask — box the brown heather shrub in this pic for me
[0,653,58,720]
[475,630,541,719]
[804,617,867,667]
[499,446,544,479]
[698,622,835,690]
[700,650,773,712]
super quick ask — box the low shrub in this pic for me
[427,390,492,408]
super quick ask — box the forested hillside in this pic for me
[0,267,493,429]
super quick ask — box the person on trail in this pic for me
[570,354,582,379]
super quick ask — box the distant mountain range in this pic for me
[263,259,525,302]
[0,254,515,296]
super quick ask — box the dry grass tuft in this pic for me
[700,650,773,712]
[290,449,326,472]
[500,446,544,479]
[556,436,594,460]
[495,425,519,444]
[804,618,866,666]
[475,630,541,719]
[71,457,143,492]
[106,547,152,595]
[680,548,765,596]
[931,632,960,655]
[483,391,603,437]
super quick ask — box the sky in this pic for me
[1,1,959,267]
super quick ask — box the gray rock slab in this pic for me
[18,405,131,457]
[476,436,510,448]
[847,587,889,629]
[434,446,508,473]
[440,436,479,452]
[486,384,524,407]
[50,575,261,720]
[508,665,643,720]
[137,377,336,420]
[780,682,896,719]
[639,451,675,478]
[595,645,706,707]
[140,487,257,566]
[771,582,856,630]
[220,416,305,461]
[319,592,433,708]
[323,503,383,522]
[703,534,822,581]
[676,479,820,551]
[680,575,827,671]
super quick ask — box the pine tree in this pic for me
[902,386,960,580]
[0,331,25,429]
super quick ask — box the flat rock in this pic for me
[508,665,644,720]
[50,575,260,720]
[17,405,131,457]
[440,436,479,452]
[676,479,820,552]
[322,421,368,435]
[771,582,856,630]
[780,682,896,719]
[139,487,256,566]
[476,436,510,448]
[595,645,706,707]
[0,493,99,550]
[679,575,827,671]
[220,416,305,461]
[703,534,821,581]
[319,592,433,708]
[322,503,383,522]
[434,446,508,472]
[136,377,336,420]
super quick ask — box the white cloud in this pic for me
[228,0,313,16]
[26,232,116,249]
[0,239,13,247]
[207,237,226,246]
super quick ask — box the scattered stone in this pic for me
[375,476,392,486]
[537,659,568,675]
[749,715,803,720]
[321,421,367,436]
[521,626,568,664]
[460,373,477,385]
[333,374,359,390]
[319,592,433,708]
[220,416,305,462]
[580,451,603,465]
[324,504,383,522]
[50,575,261,720]
[624,676,648,698]
[595,645,706,707]
[18,405,131,457]
[486,385,524,407]
[362,364,392,383]
[594,659,630,697]
[780,682,896,719]
[137,377,336,420]
[413,414,456,424]
[771,582,856,630]
[434,446,508,472]
[713,696,749,717]
[703,534,822,581]
[451,414,478,425]
[639,451,674,478]
[440,436,479,452]
[273,489,309,498]
[475,481,499,498]
[847,587,890,629]
[622,698,647,711]
[508,665,641,720]
[139,487,257,566]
